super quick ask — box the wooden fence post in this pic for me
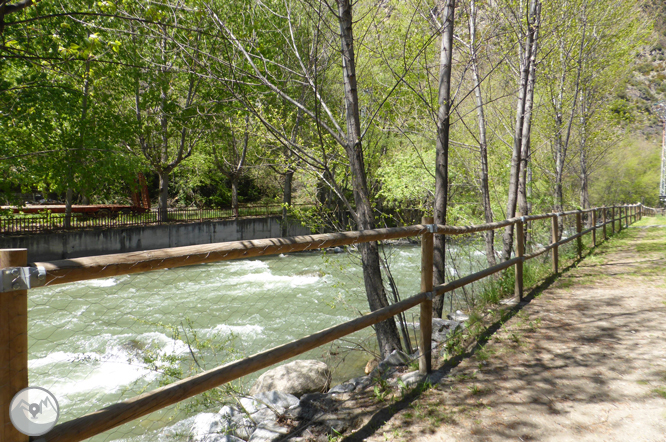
[1,249,30,442]
[515,215,524,301]
[592,209,597,247]
[576,210,583,259]
[611,207,616,234]
[551,214,559,274]
[602,206,607,241]
[618,207,623,232]
[419,217,434,374]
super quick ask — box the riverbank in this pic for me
[331,216,666,441]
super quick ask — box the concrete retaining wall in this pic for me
[0,217,312,262]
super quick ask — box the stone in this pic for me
[218,403,266,440]
[447,310,469,322]
[328,382,355,394]
[189,413,243,442]
[364,358,378,374]
[285,393,337,421]
[229,415,255,440]
[399,371,425,387]
[248,421,291,442]
[383,349,411,366]
[344,375,372,392]
[241,391,300,415]
[218,405,241,418]
[250,360,331,396]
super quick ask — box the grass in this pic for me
[655,386,666,399]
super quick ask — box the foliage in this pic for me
[1,0,660,214]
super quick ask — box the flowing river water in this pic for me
[27,242,491,441]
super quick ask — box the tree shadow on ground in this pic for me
[336,248,666,441]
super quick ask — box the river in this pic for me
[27,241,490,441]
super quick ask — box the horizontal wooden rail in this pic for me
[36,225,428,286]
[434,217,518,235]
[40,290,430,442]
[524,242,557,261]
[33,205,641,287]
[558,225,596,246]
[40,242,529,442]
[26,203,640,442]
[434,257,521,295]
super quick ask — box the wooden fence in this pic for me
[0,204,646,442]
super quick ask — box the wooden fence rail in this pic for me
[0,204,646,442]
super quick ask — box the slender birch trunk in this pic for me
[433,0,456,319]
[501,0,539,261]
[468,0,496,268]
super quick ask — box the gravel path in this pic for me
[358,224,666,442]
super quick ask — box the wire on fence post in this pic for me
[0,248,30,442]
[576,210,583,259]
[551,214,559,274]
[514,215,524,301]
[419,217,434,375]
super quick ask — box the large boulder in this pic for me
[250,360,331,397]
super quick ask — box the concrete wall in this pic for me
[0,217,312,262]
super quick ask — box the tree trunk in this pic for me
[64,59,91,230]
[158,170,169,222]
[580,149,591,225]
[282,170,293,236]
[337,0,401,358]
[579,93,591,227]
[433,0,456,319]
[469,0,495,268]
[517,5,540,246]
[555,132,565,236]
[64,187,73,228]
[231,176,239,219]
[502,0,539,262]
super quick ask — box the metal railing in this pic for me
[0,204,310,234]
[0,204,646,442]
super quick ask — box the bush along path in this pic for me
[327,216,666,442]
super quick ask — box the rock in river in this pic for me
[250,360,332,397]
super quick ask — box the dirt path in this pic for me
[349,222,666,441]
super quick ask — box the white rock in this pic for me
[249,360,332,397]
[447,310,469,322]
[254,390,300,412]
[218,405,241,418]
[399,371,425,387]
[383,349,412,366]
[190,413,239,442]
[248,421,291,442]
